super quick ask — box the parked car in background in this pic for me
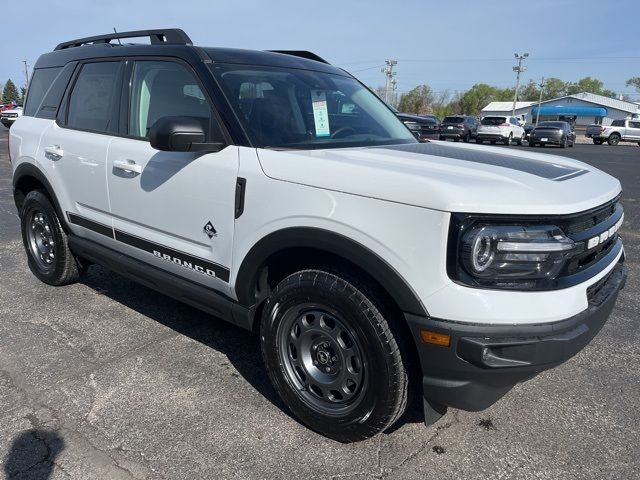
[438,115,478,142]
[476,116,525,145]
[0,106,22,128]
[397,113,439,141]
[528,121,575,148]
[585,119,640,146]
[1,103,18,112]
[523,124,535,142]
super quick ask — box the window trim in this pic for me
[57,58,125,136]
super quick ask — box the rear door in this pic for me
[106,59,238,295]
[38,61,123,242]
[627,120,640,141]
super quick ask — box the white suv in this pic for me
[10,29,627,442]
[477,115,526,145]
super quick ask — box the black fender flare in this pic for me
[234,227,428,317]
[12,162,68,229]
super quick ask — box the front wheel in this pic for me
[20,190,81,286]
[260,269,409,442]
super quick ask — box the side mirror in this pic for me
[149,116,225,152]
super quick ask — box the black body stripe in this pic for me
[380,143,588,181]
[66,212,230,282]
[67,213,113,237]
[114,229,231,282]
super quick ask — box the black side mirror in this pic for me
[149,116,225,152]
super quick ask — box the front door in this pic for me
[106,59,238,295]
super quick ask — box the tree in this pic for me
[626,77,640,92]
[541,78,568,100]
[566,76,616,97]
[457,84,506,116]
[20,87,26,104]
[397,85,435,115]
[2,79,19,103]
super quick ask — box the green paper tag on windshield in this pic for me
[311,90,330,137]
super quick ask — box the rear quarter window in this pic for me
[24,67,62,116]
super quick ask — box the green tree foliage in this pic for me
[398,85,434,114]
[566,77,616,98]
[457,84,513,116]
[626,77,640,92]
[20,86,27,104]
[2,79,19,103]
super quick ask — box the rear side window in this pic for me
[443,116,464,123]
[67,62,120,133]
[611,120,625,127]
[24,67,61,116]
[481,117,506,125]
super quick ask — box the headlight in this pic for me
[461,225,578,284]
[404,122,421,131]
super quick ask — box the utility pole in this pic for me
[381,60,397,105]
[512,52,529,116]
[535,77,546,125]
[22,60,30,88]
[391,78,398,107]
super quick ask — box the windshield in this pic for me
[481,117,506,125]
[442,116,464,123]
[537,121,564,128]
[212,64,416,149]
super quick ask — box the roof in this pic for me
[541,92,640,114]
[481,101,535,112]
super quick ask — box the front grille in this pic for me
[559,197,618,235]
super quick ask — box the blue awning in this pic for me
[531,105,608,117]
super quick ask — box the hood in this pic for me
[256,141,621,215]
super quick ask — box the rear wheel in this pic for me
[260,269,409,442]
[608,134,620,146]
[20,190,81,286]
[516,134,524,146]
[463,132,470,143]
[593,139,604,145]
[504,133,513,145]
[560,136,568,148]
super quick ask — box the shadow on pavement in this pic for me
[4,429,65,479]
[79,265,425,433]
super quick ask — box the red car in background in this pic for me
[1,103,18,112]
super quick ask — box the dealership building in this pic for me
[481,92,640,126]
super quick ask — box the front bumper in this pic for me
[0,117,16,127]
[405,261,627,412]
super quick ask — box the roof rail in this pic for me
[267,50,329,64]
[54,29,192,51]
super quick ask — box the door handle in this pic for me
[113,159,143,174]
[44,145,63,160]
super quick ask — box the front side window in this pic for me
[67,62,120,132]
[128,60,212,139]
[212,64,415,149]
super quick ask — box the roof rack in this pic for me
[54,28,192,51]
[267,50,329,64]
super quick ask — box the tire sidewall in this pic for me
[261,272,401,438]
[20,191,71,284]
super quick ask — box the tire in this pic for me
[477,139,484,144]
[560,136,567,149]
[20,190,81,286]
[516,134,524,146]
[490,140,496,145]
[528,142,536,147]
[453,137,459,142]
[608,134,620,146]
[637,142,640,147]
[260,269,409,442]
[463,132,470,143]
[504,133,512,145]
[593,139,604,145]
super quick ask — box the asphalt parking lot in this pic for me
[0,126,638,479]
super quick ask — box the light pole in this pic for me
[512,53,528,116]
[535,77,546,125]
[381,60,397,105]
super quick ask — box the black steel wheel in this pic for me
[20,190,81,286]
[261,269,409,442]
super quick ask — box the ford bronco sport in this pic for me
[10,29,627,443]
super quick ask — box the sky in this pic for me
[2,0,639,100]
